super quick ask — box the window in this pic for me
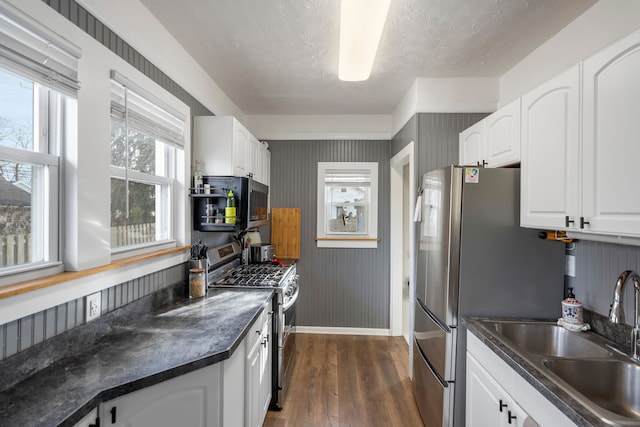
[0,2,80,276]
[110,72,185,251]
[317,162,378,248]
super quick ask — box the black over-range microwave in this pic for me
[192,176,269,232]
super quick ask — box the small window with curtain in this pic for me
[317,162,378,248]
[109,71,185,251]
[0,1,80,278]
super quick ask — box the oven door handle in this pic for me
[283,282,299,311]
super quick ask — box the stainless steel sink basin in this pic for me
[483,320,613,358]
[543,358,640,419]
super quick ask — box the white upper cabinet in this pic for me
[521,28,640,240]
[233,122,249,176]
[459,99,521,168]
[581,30,640,236]
[459,120,485,166]
[249,135,260,182]
[520,65,580,229]
[194,116,271,185]
[484,99,521,167]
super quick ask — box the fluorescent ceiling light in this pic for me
[338,0,391,82]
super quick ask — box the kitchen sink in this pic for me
[543,358,640,419]
[482,320,614,358]
[475,318,640,424]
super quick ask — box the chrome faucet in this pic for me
[609,270,640,360]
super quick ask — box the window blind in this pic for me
[0,0,81,96]
[110,70,186,149]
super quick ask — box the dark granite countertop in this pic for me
[0,287,274,427]
[464,317,621,427]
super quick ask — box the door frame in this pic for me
[389,142,416,343]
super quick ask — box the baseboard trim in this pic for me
[295,326,391,336]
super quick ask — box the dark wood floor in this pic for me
[263,334,424,427]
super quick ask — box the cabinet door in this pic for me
[72,408,98,427]
[466,353,510,427]
[100,364,221,427]
[260,314,273,419]
[233,124,249,177]
[582,30,640,236]
[245,334,262,427]
[259,142,271,186]
[222,338,245,427]
[248,135,260,180]
[485,98,521,167]
[520,65,580,229]
[459,121,485,166]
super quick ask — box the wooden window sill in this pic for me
[0,246,190,300]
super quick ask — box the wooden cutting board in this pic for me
[271,208,301,259]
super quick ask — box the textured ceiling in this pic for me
[139,0,597,115]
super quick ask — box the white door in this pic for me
[520,65,580,230]
[582,30,640,236]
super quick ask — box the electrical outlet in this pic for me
[566,255,576,277]
[86,292,102,322]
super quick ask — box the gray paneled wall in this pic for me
[0,264,186,361]
[269,114,491,330]
[570,240,640,326]
[416,113,489,175]
[267,140,391,329]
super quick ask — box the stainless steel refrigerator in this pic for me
[412,166,564,426]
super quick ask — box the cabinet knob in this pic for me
[499,399,507,412]
[580,217,590,229]
[565,216,575,227]
[507,410,517,424]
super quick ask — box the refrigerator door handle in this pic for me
[417,297,451,333]
[414,337,449,388]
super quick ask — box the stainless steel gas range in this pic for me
[206,242,299,410]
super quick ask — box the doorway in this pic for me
[389,142,415,346]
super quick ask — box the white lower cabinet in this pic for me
[221,336,246,427]
[467,353,529,426]
[99,363,222,427]
[467,333,575,427]
[245,303,272,427]
[72,407,98,427]
[98,304,272,427]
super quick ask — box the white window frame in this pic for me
[317,162,378,249]
[0,1,80,280]
[109,72,186,253]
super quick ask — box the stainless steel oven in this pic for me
[207,242,299,410]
